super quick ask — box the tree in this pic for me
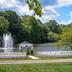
[2,10,23,44]
[45,20,63,34]
[21,16,48,43]
[57,24,72,49]
[0,16,9,36]
[48,32,59,42]
[25,0,42,16]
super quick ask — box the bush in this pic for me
[48,32,59,42]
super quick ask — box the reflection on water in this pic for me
[34,43,59,52]
[33,43,72,56]
[33,43,72,52]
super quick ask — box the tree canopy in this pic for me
[0,10,71,49]
[0,16,9,36]
[57,24,72,49]
[45,20,63,34]
[21,16,48,43]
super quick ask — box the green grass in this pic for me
[35,54,72,59]
[0,55,72,60]
[0,63,72,72]
[41,56,72,59]
[0,57,31,60]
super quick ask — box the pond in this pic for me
[33,43,72,56]
[34,43,60,52]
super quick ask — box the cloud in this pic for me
[47,0,72,8]
[58,0,72,7]
[35,6,60,23]
[0,0,72,24]
[0,0,34,15]
[58,12,72,24]
[39,0,58,7]
[37,0,72,23]
[0,0,60,23]
[16,4,34,16]
[0,0,20,8]
[39,0,72,8]
[58,20,72,25]
[69,12,72,17]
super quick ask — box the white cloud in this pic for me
[0,0,60,23]
[0,0,20,8]
[0,0,72,24]
[58,19,72,25]
[0,0,34,15]
[46,0,72,8]
[58,12,72,24]
[16,4,34,16]
[35,5,60,23]
[58,0,72,7]
[35,15,55,23]
[69,12,72,17]
[37,0,72,23]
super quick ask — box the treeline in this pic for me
[57,24,72,49]
[0,10,71,48]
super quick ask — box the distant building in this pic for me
[18,41,33,52]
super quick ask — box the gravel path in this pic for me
[0,59,72,64]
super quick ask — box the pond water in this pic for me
[34,43,60,52]
[33,43,72,51]
[33,43,72,56]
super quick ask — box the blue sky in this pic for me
[0,0,72,24]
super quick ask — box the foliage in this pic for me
[45,20,63,34]
[57,24,72,49]
[48,32,59,42]
[0,10,24,44]
[21,16,48,43]
[0,10,71,46]
[0,16,9,35]
[25,0,42,16]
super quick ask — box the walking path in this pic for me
[28,55,40,59]
[0,59,72,64]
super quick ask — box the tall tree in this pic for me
[21,16,48,43]
[0,16,9,36]
[56,24,72,49]
[60,24,72,48]
[0,10,24,44]
[45,20,63,34]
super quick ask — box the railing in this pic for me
[0,52,26,58]
[37,51,72,56]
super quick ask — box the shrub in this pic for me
[48,32,59,42]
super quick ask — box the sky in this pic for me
[0,0,72,24]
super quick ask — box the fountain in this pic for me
[0,33,28,58]
[3,33,13,52]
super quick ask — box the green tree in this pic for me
[45,20,63,34]
[0,16,9,36]
[3,10,23,44]
[0,10,25,44]
[48,32,59,42]
[21,16,48,43]
[57,24,72,49]
[25,0,42,16]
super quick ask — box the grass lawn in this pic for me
[0,57,31,60]
[35,54,72,59]
[0,63,72,72]
[41,56,72,59]
[0,55,72,60]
